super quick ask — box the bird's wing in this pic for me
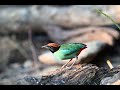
[59,43,85,56]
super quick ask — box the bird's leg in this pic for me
[60,59,73,71]
[67,56,78,70]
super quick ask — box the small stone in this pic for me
[23,60,33,68]
[16,76,42,85]
[100,72,120,85]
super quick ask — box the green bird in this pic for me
[42,43,87,70]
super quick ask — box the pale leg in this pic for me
[60,59,73,70]
[68,56,78,69]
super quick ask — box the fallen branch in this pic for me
[16,64,120,85]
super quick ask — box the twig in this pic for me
[28,26,38,67]
[106,60,114,69]
[96,9,120,30]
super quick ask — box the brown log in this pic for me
[16,64,120,85]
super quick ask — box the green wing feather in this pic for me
[54,43,86,60]
[59,43,86,56]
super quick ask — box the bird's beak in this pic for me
[41,45,48,48]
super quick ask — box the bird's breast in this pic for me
[54,50,77,60]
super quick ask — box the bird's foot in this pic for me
[59,65,69,71]
[66,66,73,70]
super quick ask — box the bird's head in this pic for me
[41,43,60,53]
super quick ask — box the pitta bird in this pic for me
[42,43,87,70]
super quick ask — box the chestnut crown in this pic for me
[42,43,60,53]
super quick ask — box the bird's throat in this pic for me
[49,46,60,53]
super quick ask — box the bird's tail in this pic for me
[81,43,87,49]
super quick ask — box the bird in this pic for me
[41,43,87,70]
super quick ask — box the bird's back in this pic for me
[60,43,86,50]
[54,43,87,60]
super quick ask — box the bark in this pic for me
[16,64,120,85]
